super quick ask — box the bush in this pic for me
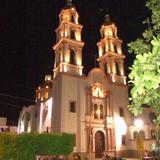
[0,132,16,160]
[0,132,73,160]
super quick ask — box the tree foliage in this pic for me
[128,0,160,148]
[0,133,73,160]
[0,133,16,160]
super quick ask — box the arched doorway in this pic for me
[95,131,105,158]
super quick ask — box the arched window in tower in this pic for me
[94,104,98,119]
[70,29,75,39]
[115,62,120,76]
[70,49,76,65]
[71,15,74,23]
[114,44,117,53]
[104,64,107,75]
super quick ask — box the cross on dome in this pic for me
[66,0,72,6]
[104,14,112,25]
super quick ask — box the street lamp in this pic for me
[134,118,144,159]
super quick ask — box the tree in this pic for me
[128,0,160,157]
[0,133,73,160]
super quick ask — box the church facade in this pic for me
[18,1,155,159]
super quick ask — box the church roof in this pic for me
[88,68,107,79]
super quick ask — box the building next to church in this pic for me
[18,0,155,159]
[0,117,17,133]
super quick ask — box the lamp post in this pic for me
[134,118,144,159]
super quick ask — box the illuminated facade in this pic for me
[18,0,155,159]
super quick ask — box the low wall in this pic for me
[36,155,68,160]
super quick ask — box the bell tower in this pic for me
[97,15,126,85]
[53,0,84,78]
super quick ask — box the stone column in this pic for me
[75,29,81,41]
[110,40,114,52]
[111,58,116,74]
[107,60,111,74]
[64,44,70,63]
[119,60,124,76]
[98,45,103,57]
[105,40,109,52]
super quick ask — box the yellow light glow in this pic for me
[123,78,126,85]
[117,47,122,54]
[99,46,103,57]
[64,15,69,21]
[19,120,24,133]
[46,86,49,89]
[96,109,101,115]
[45,92,49,99]
[65,52,70,63]
[41,96,44,101]
[79,69,82,75]
[75,32,81,41]
[120,67,124,76]
[45,75,51,82]
[104,29,113,36]
[64,31,67,37]
[77,57,81,65]
[27,124,31,133]
[75,18,78,24]
[112,75,115,83]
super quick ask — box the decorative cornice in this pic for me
[53,37,84,50]
[97,51,125,61]
[55,21,82,32]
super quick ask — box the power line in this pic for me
[0,92,35,103]
[0,82,35,90]
[0,101,22,109]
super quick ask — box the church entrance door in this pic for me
[95,131,105,158]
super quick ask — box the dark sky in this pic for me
[0,0,149,124]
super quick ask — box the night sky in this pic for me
[0,0,149,124]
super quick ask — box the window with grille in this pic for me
[70,101,76,113]
[119,107,124,117]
